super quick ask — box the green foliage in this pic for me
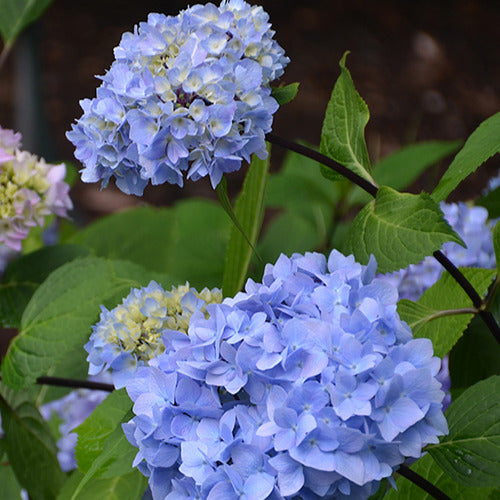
[75,389,132,473]
[494,220,500,274]
[385,453,495,499]
[270,82,299,105]
[348,140,463,206]
[223,149,270,296]
[56,470,147,500]
[478,186,500,219]
[449,316,500,400]
[0,0,52,44]
[344,186,463,274]
[428,376,500,487]
[0,388,65,500]
[320,52,374,185]
[432,112,500,201]
[1,257,171,389]
[164,199,230,288]
[257,211,323,272]
[265,148,339,211]
[0,458,24,499]
[70,201,229,289]
[60,424,142,500]
[0,244,90,328]
[397,268,496,357]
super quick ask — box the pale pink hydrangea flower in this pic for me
[0,126,73,251]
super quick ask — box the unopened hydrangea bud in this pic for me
[85,280,222,388]
[0,126,73,251]
[67,0,289,195]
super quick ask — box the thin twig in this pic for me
[36,376,114,392]
[398,464,451,500]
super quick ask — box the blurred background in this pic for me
[0,0,499,222]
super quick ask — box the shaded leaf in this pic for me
[0,244,90,328]
[428,376,500,487]
[0,0,52,44]
[69,202,229,289]
[449,316,500,400]
[477,186,500,219]
[0,391,65,500]
[432,112,500,201]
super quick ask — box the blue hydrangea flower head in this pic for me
[67,0,289,195]
[380,201,497,301]
[85,281,222,388]
[123,250,448,499]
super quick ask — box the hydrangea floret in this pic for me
[121,250,448,499]
[67,0,289,195]
[85,280,222,388]
[0,126,73,251]
[380,201,496,301]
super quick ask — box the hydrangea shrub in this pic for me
[1,1,499,500]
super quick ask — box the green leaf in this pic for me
[319,51,374,185]
[0,0,52,44]
[265,148,339,211]
[0,457,24,499]
[67,424,139,500]
[270,82,299,105]
[75,389,132,473]
[432,112,500,201]
[397,268,495,357]
[477,186,500,219]
[56,469,147,500]
[70,202,230,289]
[0,392,65,500]
[257,211,324,271]
[428,376,500,487]
[0,244,90,328]
[165,199,230,288]
[344,186,464,274]
[449,316,500,400]
[348,140,463,206]
[494,220,500,275]
[69,207,174,274]
[1,257,169,389]
[223,149,270,296]
[385,452,495,499]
